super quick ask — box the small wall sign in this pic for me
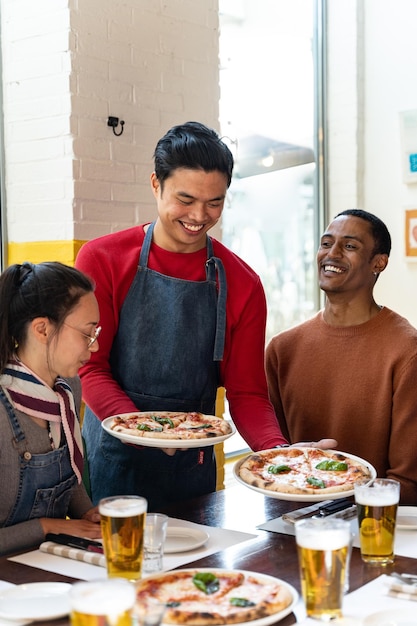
[399,110,417,183]
[405,208,417,258]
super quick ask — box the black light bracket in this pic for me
[107,116,125,136]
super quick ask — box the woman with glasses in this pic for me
[0,261,102,556]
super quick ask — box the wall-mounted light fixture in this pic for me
[107,116,125,137]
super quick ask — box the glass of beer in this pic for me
[99,495,147,581]
[295,517,351,621]
[354,478,400,565]
[70,579,135,626]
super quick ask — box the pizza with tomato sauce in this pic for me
[135,569,295,625]
[236,447,373,496]
[109,411,233,441]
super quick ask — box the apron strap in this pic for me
[0,388,29,457]
[206,252,227,361]
[138,222,155,267]
[206,256,227,361]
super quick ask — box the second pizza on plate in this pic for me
[235,447,375,498]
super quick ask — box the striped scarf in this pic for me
[0,358,84,483]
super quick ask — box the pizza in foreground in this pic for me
[110,411,233,440]
[135,569,294,625]
[237,447,372,496]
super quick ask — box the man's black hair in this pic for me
[153,121,234,188]
[335,209,392,257]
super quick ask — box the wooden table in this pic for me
[1,484,416,625]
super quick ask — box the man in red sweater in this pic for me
[266,209,417,504]
[76,122,303,509]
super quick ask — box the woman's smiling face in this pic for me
[151,168,228,253]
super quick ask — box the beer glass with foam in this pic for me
[354,478,400,565]
[295,517,351,621]
[70,579,135,626]
[99,495,147,581]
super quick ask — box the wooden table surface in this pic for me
[1,483,416,625]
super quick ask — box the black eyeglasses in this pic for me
[64,323,102,348]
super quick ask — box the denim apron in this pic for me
[0,389,77,526]
[83,222,227,509]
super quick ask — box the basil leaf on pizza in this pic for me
[315,460,348,471]
[237,447,373,496]
[307,476,325,488]
[267,464,291,474]
[137,424,163,432]
[229,598,256,607]
[193,573,220,595]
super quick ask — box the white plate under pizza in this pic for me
[102,411,236,448]
[135,568,298,626]
[234,447,376,502]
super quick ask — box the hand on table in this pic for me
[82,505,100,523]
[40,516,102,539]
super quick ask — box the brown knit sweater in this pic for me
[265,307,417,504]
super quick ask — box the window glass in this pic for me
[219,0,317,455]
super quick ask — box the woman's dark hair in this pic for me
[335,209,392,257]
[153,121,234,188]
[0,261,94,373]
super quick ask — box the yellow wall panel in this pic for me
[7,240,87,267]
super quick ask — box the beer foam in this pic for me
[99,496,147,517]
[354,490,398,506]
[71,580,135,614]
[296,527,350,551]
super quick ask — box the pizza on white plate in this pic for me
[237,447,373,496]
[109,411,233,441]
[135,569,295,625]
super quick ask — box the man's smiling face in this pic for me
[317,215,386,296]
[151,168,228,253]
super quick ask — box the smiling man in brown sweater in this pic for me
[266,209,417,504]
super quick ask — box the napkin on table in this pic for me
[385,576,417,602]
[39,541,106,567]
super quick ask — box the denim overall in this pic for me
[83,222,227,509]
[0,389,76,526]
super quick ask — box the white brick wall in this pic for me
[0,0,220,244]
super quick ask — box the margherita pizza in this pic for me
[109,411,233,441]
[237,447,373,496]
[135,569,294,625]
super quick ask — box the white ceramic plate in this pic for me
[139,568,298,626]
[102,413,236,448]
[0,582,71,622]
[363,609,417,625]
[233,448,376,502]
[165,526,209,553]
[396,506,417,530]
